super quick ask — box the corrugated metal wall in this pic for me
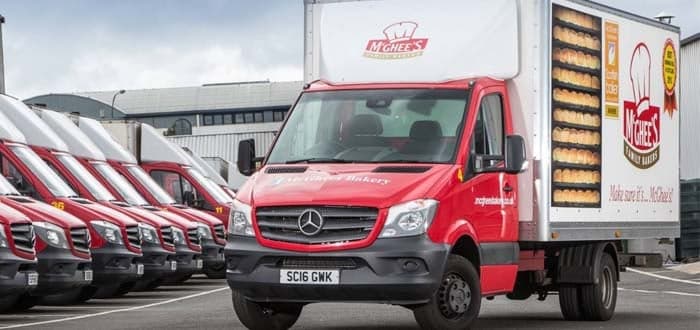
[167,131,276,164]
[681,39,700,180]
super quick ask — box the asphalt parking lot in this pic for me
[1,267,698,330]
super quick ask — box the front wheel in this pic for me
[232,290,303,330]
[413,254,481,330]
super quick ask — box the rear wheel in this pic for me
[558,285,583,320]
[413,254,481,330]
[580,253,617,321]
[232,290,303,330]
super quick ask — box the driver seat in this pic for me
[344,114,384,147]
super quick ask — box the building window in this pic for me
[213,114,223,125]
[203,115,213,126]
[244,113,254,123]
[254,112,263,122]
[274,111,285,122]
[263,111,273,122]
[224,114,233,124]
[235,113,244,123]
[170,118,192,135]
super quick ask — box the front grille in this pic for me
[11,223,35,254]
[126,225,141,249]
[161,226,174,246]
[187,228,200,246]
[256,206,378,245]
[70,227,90,254]
[280,257,359,269]
[213,224,225,241]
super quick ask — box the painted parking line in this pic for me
[0,287,229,329]
[619,287,700,297]
[626,267,700,285]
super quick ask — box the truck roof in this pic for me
[36,109,107,161]
[0,95,67,151]
[0,96,28,144]
[76,116,139,164]
[140,123,193,166]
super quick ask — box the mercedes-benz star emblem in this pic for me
[298,209,324,236]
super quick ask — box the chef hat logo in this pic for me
[629,43,651,109]
[383,22,418,43]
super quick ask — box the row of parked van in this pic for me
[0,94,235,311]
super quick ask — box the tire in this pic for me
[11,294,38,311]
[0,295,19,313]
[232,290,303,330]
[163,274,193,285]
[558,285,583,321]
[580,253,617,321]
[204,264,226,279]
[40,286,96,305]
[93,284,123,299]
[413,254,481,330]
[145,278,163,290]
[114,281,137,297]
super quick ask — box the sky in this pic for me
[0,0,698,99]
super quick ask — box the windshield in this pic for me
[92,162,149,206]
[0,175,20,195]
[186,168,234,204]
[10,145,77,198]
[56,154,116,201]
[126,165,177,204]
[267,89,468,164]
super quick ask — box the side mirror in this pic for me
[237,139,256,176]
[504,135,527,174]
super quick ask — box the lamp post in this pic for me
[110,89,126,119]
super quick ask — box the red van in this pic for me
[76,117,226,279]
[0,197,37,312]
[36,108,204,285]
[0,95,143,302]
[0,174,91,309]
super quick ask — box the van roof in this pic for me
[37,109,107,161]
[0,96,27,144]
[140,124,193,166]
[76,116,139,164]
[0,95,67,151]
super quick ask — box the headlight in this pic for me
[172,227,186,246]
[197,224,212,240]
[138,222,160,244]
[228,199,254,237]
[0,227,7,248]
[33,222,68,248]
[379,199,438,238]
[91,220,123,245]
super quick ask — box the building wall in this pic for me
[168,131,277,164]
[681,39,700,180]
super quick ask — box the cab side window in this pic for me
[150,170,213,211]
[470,93,505,171]
[0,155,42,200]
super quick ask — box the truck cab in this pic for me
[76,116,226,279]
[36,108,204,285]
[0,194,37,312]
[182,147,237,199]
[0,174,91,309]
[0,95,143,302]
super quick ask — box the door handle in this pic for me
[503,184,513,192]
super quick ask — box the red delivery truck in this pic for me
[0,95,143,302]
[75,116,226,279]
[0,174,92,309]
[227,1,681,329]
[182,147,237,199]
[0,193,37,312]
[37,108,205,285]
[102,121,234,224]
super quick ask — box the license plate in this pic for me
[217,252,224,261]
[196,259,203,269]
[170,260,178,271]
[27,272,39,286]
[136,263,144,275]
[84,270,93,282]
[280,269,340,285]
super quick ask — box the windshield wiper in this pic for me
[285,158,355,164]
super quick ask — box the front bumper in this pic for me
[91,244,142,285]
[137,242,177,279]
[0,248,38,295]
[34,246,92,295]
[171,245,202,277]
[225,236,449,304]
[200,238,224,269]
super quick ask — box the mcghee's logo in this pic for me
[363,21,428,60]
[623,43,660,169]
